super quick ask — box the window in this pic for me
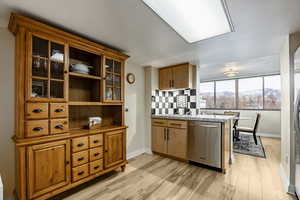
[199,82,214,108]
[264,75,281,109]
[216,80,235,109]
[199,74,281,110]
[238,77,263,109]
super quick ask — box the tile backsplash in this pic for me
[151,88,199,115]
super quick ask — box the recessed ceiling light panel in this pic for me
[143,0,234,43]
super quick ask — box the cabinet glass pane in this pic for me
[51,62,64,80]
[50,81,64,98]
[50,42,64,62]
[32,36,48,58]
[113,88,121,100]
[114,75,121,87]
[105,87,113,100]
[114,61,121,74]
[32,57,48,77]
[32,79,48,98]
[106,73,113,86]
[105,59,113,72]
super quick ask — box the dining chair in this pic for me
[236,113,261,145]
[224,111,240,141]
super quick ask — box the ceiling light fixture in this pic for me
[224,69,239,77]
[142,0,234,43]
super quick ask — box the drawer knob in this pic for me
[94,153,100,156]
[55,125,64,129]
[77,143,84,147]
[32,109,42,113]
[77,157,84,161]
[78,171,84,176]
[94,166,100,170]
[55,108,64,113]
[93,140,99,144]
[66,161,70,165]
[32,127,43,131]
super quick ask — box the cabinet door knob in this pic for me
[94,153,100,156]
[55,108,64,113]
[77,157,84,161]
[78,171,84,176]
[105,150,108,153]
[66,161,70,165]
[77,143,84,147]
[55,125,64,129]
[94,166,100,170]
[33,127,43,131]
[93,140,99,144]
[32,109,42,113]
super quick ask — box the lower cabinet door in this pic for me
[104,130,126,168]
[167,128,187,159]
[151,126,167,154]
[27,140,71,199]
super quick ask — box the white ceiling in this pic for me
[0,0,300,80]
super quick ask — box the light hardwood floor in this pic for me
[57,137,295,200]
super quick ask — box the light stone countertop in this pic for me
[152,114,234,123]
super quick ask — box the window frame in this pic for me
[199,74,281,111]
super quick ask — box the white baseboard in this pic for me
[241,132,281,138]
[279,163,289,192]
[127,148,153,160]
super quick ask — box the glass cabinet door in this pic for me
[29,34,67,101]
[104,57,123,102]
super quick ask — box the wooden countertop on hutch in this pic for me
[13,126,128,146]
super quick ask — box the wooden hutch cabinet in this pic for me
[9,13,129,200]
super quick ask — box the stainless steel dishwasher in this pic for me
[188,121,222,168]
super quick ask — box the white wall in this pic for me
[0,28,15,200]
[204,109,281,138]
[124,62,147,158]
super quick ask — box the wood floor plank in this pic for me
[58,137,296,200]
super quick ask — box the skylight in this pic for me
[143,0,233,43]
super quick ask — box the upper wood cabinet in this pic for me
[27,33,68,102]
[103,56,124,103]
[27,140,71,199]
[159,63,196,90]
[104,130,126,168]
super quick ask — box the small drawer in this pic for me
[26,103,48,119]
[168,120,187,129]
[72,136,89,152]
[152,119,168,127]
[72,150,89,167]
[50,103,68,118]
[89,147,103,161]
[72,164,89,182]
[50,119,68,135]
[90,159,103,174]
[89,134,103,148]
[25,120,49,137]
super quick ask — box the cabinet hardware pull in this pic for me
[55,108,63,113]
[105,150,108,153]
[93,140,99,143]
[169,80,172,87]
[94,153,100,156]
[32,127,43,131]
[199,125,218,128]
[77,157,84,161]
[164,128,166,140]
[64,70,68,74]
[94,166,100,170]
[66,161,70,165]
[78,171,84,176]
[55,125,64,129]
[172,80,174,87]
[77,143,84,147]
[170,123,181,126]
[167,128,169,140]
[32,109,42,113]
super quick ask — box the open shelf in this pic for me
[69,105,122,130]
[69,101,103,106]
[69,72,102,80]
[69,76,101,102]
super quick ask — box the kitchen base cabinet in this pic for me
[152,119,187,160]
[27,140,71,199]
